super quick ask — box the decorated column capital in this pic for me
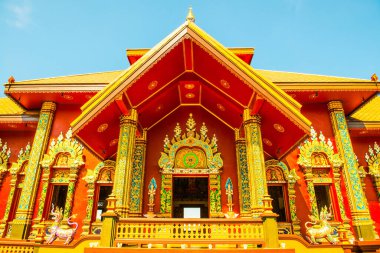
[327,101,344,112]
[41,101,57,113]
[243,109,261,125]
[120,109,138,126]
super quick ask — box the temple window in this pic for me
[49,185,68,217]
[298,127,349,230]
[0,143,29,238]
[266,166,289,223]
[95,184,113,221]
[82,160,115,235]
[314,185,334,219]
[8,162,26,223]
[93,167,114,221]
[30,128,84,239]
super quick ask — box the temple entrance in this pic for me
[172,177,209,218]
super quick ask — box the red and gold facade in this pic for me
[0,10,379,253]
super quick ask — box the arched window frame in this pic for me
[298,127,349,229]
[365,142,380,201]
[0,139,11,185]
[265,159,300,235]
[0,143,27,238]
[82,160,115,236]
[29,128,84,239]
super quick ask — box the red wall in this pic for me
[0,130,35,220]
[284,148,311,236]
[143,106,240,216]
[301,104,334,138]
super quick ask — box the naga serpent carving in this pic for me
[305,206,336,244]
[47,205,78,245]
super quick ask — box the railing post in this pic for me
[261,195,279,248]
[100,194,119,247]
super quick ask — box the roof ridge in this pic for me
[8,69,124,84]
[256,69,370,81]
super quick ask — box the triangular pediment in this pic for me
[71,19,311,159]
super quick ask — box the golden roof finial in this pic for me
[8,75,15,84]
[186,7,195,22]
[371,73,378,82]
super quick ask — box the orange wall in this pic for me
[143,106,240,216]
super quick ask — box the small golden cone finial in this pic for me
[371,73,378,82]
[186,7,195,22]
[8,76,15,83]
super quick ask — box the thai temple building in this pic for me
[0,9,380,253]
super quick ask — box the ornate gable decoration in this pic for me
[298,127,342,168]
[10,143,30,175]
[83,160,116,185]
[366,142,380,177]
[0,139,11,173]
[158,113,223,174]
[41,128,84,168]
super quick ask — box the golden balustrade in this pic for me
[115,218,264,248]
[0,241,34,253]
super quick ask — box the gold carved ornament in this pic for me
[298,127,353,241]
[30,128,84,239]
[157,113,224,218]
[0,143,29,238]
[0,139,11,175]
[365,142,380,201]
[82,160,115,236]
[10,143,30,176]
[298,127,343,169]
[158,113,223,174]
[41,128,84,168]
[265,159,300,235]
[366,142,380,177]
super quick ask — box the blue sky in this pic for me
[1,0,380,96]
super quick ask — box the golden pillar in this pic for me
[328,101,376,240]
[128,130,147,217]
[235,130,251,217]
[113,109,138,218]
[243,110,268,217]
[10,102,56,239]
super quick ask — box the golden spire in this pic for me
[371,73,378,82]
[186,7,195,22]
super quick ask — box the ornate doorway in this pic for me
[172,177,208,218]
[158,114,224,218]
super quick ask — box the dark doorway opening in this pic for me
[172,177,208,218]
[268,185,287,222]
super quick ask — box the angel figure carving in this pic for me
[47,205,78,245]
[305,206,337,244]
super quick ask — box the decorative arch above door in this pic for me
[158,114,224,218]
